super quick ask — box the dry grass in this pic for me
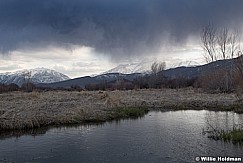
[0,88,242,131]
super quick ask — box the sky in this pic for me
[0,0,243,78]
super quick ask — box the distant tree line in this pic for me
[0,83,19,93]
[0,83,38,93]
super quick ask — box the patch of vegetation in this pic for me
[220,128,243,143]
[204,125,243,144]
[107,106,149,120]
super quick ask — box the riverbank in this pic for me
[0,88,242,130]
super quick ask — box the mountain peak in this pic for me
[103,60,156,74]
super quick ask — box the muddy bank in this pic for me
[0,88,242,131]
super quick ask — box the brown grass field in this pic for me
[0,88,242,131]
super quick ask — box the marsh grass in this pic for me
[107,107,149,120]
[204,123,243,144]
[0,89,242,131]
[220,128,243,144]
[0,105,148,131]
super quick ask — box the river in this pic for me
[0,110,243,163]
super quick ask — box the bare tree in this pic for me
[217,28,237,92]
[151,61,166,76]
[151,62,158,75]
[229,30,239,59]
[200,25,243,92]
[217,28,230,60]
[21,71,34,92]
[201,24,239,62]
[217,28,239,60]
[201,24,217,63]
[150,61,166,88]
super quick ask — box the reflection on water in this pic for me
[0,123,104,141]
[0,110,243,163]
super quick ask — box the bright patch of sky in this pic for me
[0,46,115,78]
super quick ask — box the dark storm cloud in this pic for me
[0,0,243,57]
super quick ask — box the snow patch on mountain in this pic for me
[103,60,157,74]
[171,61,200,68]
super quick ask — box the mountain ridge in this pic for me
[0,68,70,86]
[102,59,200,75]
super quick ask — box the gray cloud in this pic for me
[0,0,243,58]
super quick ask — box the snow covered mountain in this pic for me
[0,68,70,86]
[103,60,156,74]
[103,60,200,75]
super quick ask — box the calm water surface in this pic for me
[0,110,243,163]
